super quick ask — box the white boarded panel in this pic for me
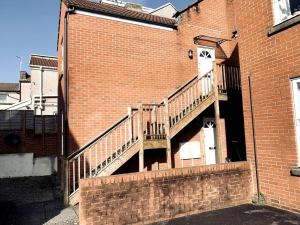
[179,141,200,160]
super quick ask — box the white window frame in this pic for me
[272,0,299,25]
[292,77,300,166]
[0,93,8,103]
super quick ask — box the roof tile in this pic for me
[62,0,176,27]
[30,55,58,68]
[0,83,19,92]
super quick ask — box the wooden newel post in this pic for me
[164,98,172,169]
[128,107,133,143]
[213,61,222,163]
[138,103,144,172]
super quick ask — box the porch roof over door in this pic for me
[194,35,230,59]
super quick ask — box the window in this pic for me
[292,78,300,166]
[0,93,7,103]
[273,0,300,24]
[179,141,201,160]
[199,50,212,59]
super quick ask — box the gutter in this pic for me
[40,67,44,111]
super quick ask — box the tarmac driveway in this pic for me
[152,204,300,225]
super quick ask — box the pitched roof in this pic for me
[0,83,19,92]
[29,55,58,68]
[62,0,176,28]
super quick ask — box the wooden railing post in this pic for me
[213,61,222,164]
[164,98,172,169]
[138,103,144,172]
[197,68,202,97]
[128,107,133,143]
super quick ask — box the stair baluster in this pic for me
[65,64,241,205]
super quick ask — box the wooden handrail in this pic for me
[67,114,129,160]
[167,75,198,100]
[66,63,241,202]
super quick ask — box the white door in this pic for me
[197,46,215,77]
[292,78,300,166]
[197,47,215,95]
[203,118,216,165]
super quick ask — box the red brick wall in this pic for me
[235,0,300,213]
[58,0,239,156]
[79,162,252,225]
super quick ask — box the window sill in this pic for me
[268,14,300,36]
[290,167,300,177]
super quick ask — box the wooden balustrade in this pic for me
[66,63,241,202]
[67,111,139,196]
[168,70,214,127]
[217,64,241,92]
[141,103,166,140]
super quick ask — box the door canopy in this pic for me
[194,35,230,59]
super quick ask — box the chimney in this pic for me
[20,71,30,81]
[125,3,143,12]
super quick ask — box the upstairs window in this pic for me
[0,94,7,103]
[273,0,300,25]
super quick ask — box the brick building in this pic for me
[58,0,300,216]
[235,0,300,213]
[58,0,246,206]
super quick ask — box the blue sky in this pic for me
[0,0,194,83]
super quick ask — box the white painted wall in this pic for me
[150,4,177,18]
[0,92,20,109]
[30,68,58,97]
[30,67,58,115]
[20,82,31,101]
[0,153,57,178]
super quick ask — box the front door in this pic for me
[292,78,300,166]
[203,118,216,165]
[197,46,215,77]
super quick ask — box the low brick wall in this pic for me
[80,162,252,225]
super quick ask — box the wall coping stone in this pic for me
[80,161,250,187]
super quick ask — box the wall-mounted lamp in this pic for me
[232,27,238,38]
[188,49,193,59]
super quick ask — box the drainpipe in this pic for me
[40,67,44,113]
[248,74,262,204]
[63,7,75,158]
[63,7,75,206]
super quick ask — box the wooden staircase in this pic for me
[65,64,241,205]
